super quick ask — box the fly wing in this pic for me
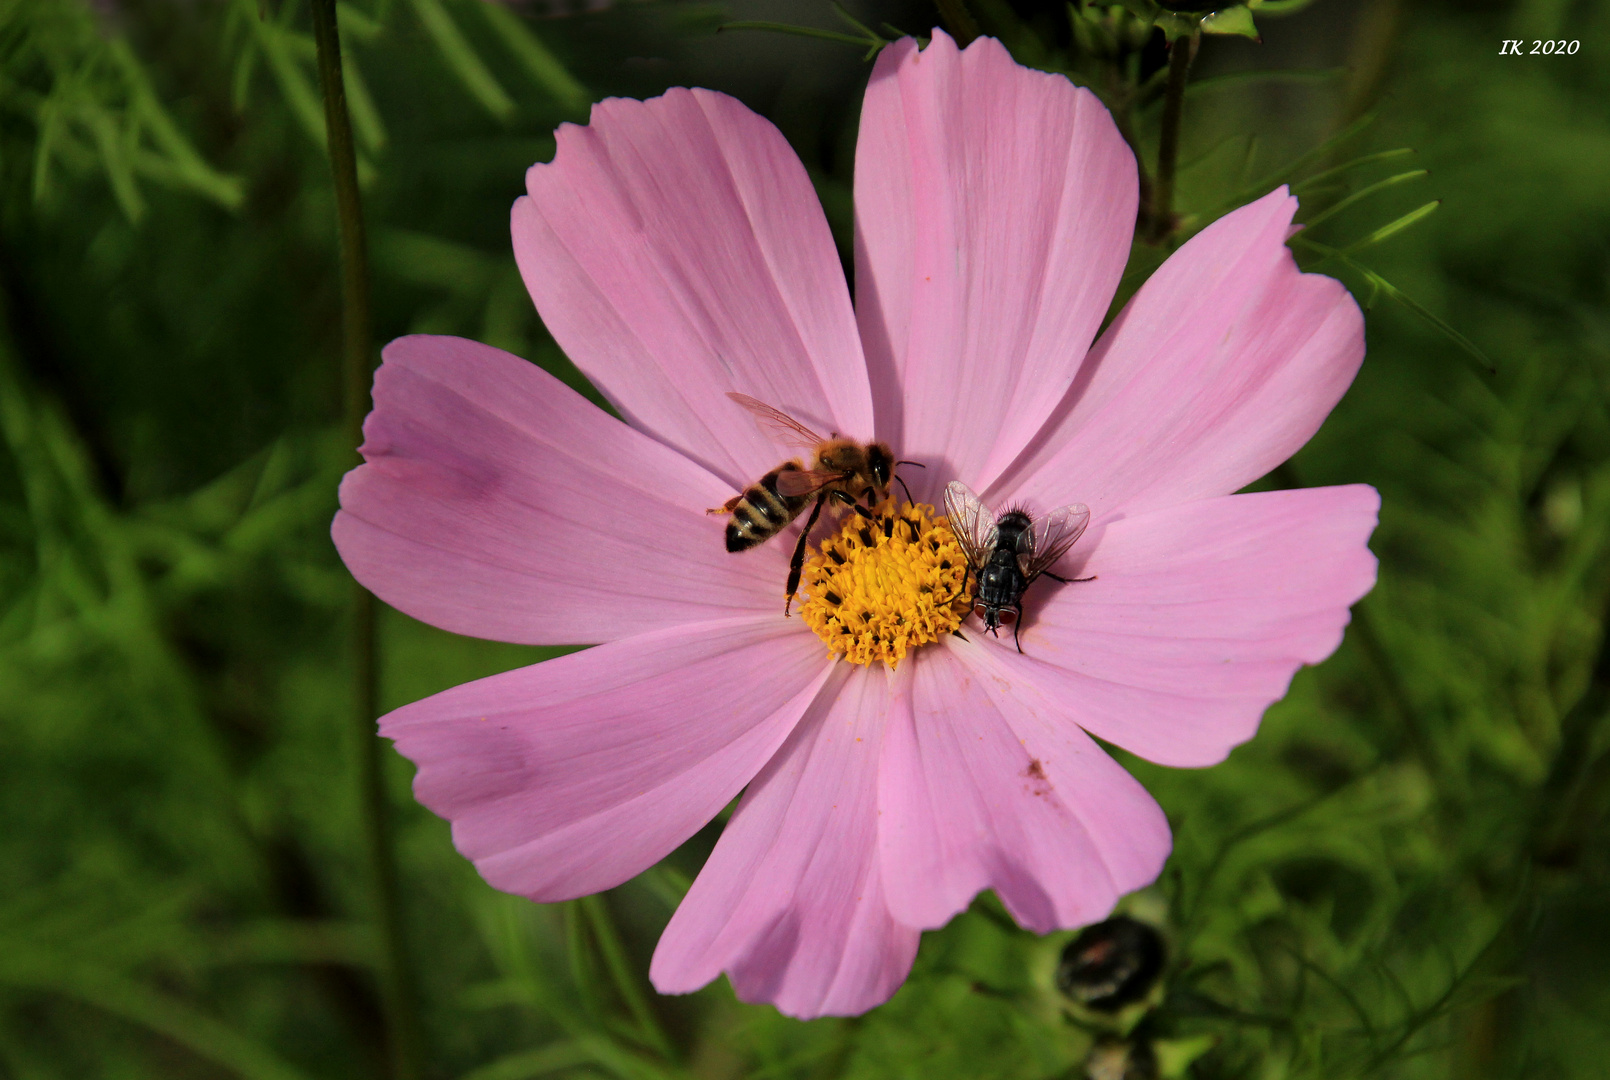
[943,481,998,571]
[726,392,826,450]
[774,467,850,498]
[1019,503,1091,580]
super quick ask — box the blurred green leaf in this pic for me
[477,2,590,114]
[409,0,516,122]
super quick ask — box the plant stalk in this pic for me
[1149,31,1197,242]
[309,2,425,1078]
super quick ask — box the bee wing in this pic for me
[774,468,850,498]
[726,392,827,450]
[1018,503,1091,580]
[943,481,998,570]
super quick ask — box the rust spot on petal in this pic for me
[1022,758,1052,797]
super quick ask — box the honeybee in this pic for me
[944,480,1094,653]
[712,392,916,613]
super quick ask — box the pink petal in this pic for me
[995,188,1365,520]
[853,32,1137,497]
[651,666,920,1019]
[381,616,833,901]
[985,486,1380,767]
[878,642,1171,934]
[334,336,790,646]
[513,88,873,488]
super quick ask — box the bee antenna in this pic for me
[895,474,913,504]
[895,460,925,468]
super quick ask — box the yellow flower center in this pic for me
[798,500,972,668]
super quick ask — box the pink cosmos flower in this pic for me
[333,31,1379,1018]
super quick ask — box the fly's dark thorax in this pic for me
[976,560,1027,614]
[725,461,811,552]
[975,512,1033,624]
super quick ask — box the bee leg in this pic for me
[706,495,742,516]
[784,494,828,616]
[831,489,875,520]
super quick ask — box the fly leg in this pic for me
[1041,571,1097,584]
[1011,606,1025,654]
[784,493,829,616]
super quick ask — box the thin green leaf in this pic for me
[459,1042,592,1080]
[1300,169,1428,230]
[85,105,145,223]
[0,965,315,1080]
[108,39,244,208]
[477,1,589,113]
[578,896,676,1061]
[1250,0,1322,12]
[1292,147,1416,193]
[31,97,60,206]
[832,0,892,44]
[373,229,495,293]
[248,13,327,148]
[341,52,387,153]
[1338,200,1441,253]
[571,1034,687,1080]
[1294,235,1495,373]
[336,0,384,42]
[718,22,878,50]
[232,38,260,110]
[1277,945,1379,1040]
[409,0,516,121]
[564,901,608,1024]
[1212,110,1378,216]
[1185,66,1348,97]
[634,865,690,912]
[204,918,378,968]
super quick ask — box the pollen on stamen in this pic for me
[798,500,972,668]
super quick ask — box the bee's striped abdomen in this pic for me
[725,463,812,552]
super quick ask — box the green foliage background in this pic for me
[1,0,1606,1077]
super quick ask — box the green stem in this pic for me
[308,3,425,1078]
[1105,72,1153,223]
[579,896,676,1060]
[1148,32,1196,242]
[933,0,980,47]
